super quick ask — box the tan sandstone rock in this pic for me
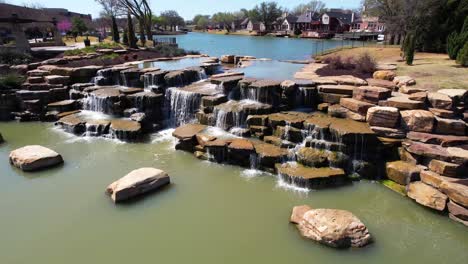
[290,205,372,248]
[106,168,170,203]
[366,106,400,128]
[386,160,421,185]
[9,145,63,171]
[408,182,448,211]
[400,110,434,133]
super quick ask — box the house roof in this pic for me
[284,15,298,24]
[296,12,320,23]
[324,11,354,25]
[240,18,250,26]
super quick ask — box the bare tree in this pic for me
[95,0,123,42]
[292,1,325,15]
[118,0,153,45]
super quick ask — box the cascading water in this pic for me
[166,88,203,127]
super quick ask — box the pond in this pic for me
[159,32,364,60]
[0,122,467,264]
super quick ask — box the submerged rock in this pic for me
[290,205,372,248]
[106,168,170,203]
[56,114,86,135]
[9,145,63,171]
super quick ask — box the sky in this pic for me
[10,0,362,20]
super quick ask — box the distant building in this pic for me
[247,21,266,32]
[351,16,385,33]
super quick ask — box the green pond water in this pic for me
[1,122,467,264]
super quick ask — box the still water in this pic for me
[165,32,361,60]
[0,122,467,264]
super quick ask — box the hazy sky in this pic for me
[11,0,362,19]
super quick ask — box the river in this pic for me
[0,32,467,264]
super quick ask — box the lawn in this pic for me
[320,47,468,91]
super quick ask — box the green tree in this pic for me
[212,12,235,31]
[71,17,88,36]
[111,16,120,43]
[160,10,185,31]
[405,33,415,65]
[122,28,129,46]
[95,0,121,43]
[253,2,283,29]
[196,16,210,30]
[456,42,468,67]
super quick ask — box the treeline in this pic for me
[191,1,328,31]
[364,0,467,54]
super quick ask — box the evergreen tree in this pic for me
[122,28,129,46]
[456,42,468,67]
[405,34,415,65]
[111,16,120,43]
[127,13,137,48]
[447,31,461,59]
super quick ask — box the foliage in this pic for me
[151,45,200,57]
[212,12,236,31]
[71,17,88,36]
[0,50,33,65]
[447,16,468,60]
[0,74,25,90]
[159,10,185,30]
[118,0,153,41]
[364,0,468,53]
[292,1,325,16]
[122,28,129,46]
[405,34,415,65]
[111,16,120,43]
[253,2,283,27]
[57,20,72,33]
[196,16,210,30]
[456,42,468,67]
[322,53,376,74]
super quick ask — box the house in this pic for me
[351,16,385,33]
[280,15,298,33]
[294,11,321,32]
[247,21,266,32]
[321,9,355,33]
[239,18,250,30]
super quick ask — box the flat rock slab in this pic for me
[380,96,425,110]
[407,131,468,147]
[340,98,374,116]
[106,168,170,203]
[447,201,468,225]
[318,85,355,95]
[366,106,399,128]
[404,141,468,165]
[290,205,372,248]
[440,181,468,208]
[408,181,447,211]
[9,145,63,171]
[276,163,346,189]
[353,86,392,104]
[173,124,207,140]
[400,110,435,133]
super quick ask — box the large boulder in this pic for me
[110,120,142,142]
[447,201,468,226]
[439,181,468,208]
[428,92,453,110]
[353,86,392,104]
[434,117,466,136]
[420,170,463,189]
[9,145,63,171]
[407,182,447,211]
[380,96,424,110]
[400,110,435,133]
[106,168,170,203]
[366,106,399,128]
[339,98,374,116]
[373,70,396,81]
[290,205,372,248]
[385,160,421,185]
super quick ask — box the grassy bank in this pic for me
[320,47,468,91]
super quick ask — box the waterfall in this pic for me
[166,88,202,127]
[84,93,111,113]
[197,68,207,81]
[213,107,245,130]
[120,72,128,87]
[295,87,315,107]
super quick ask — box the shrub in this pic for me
[354,52,377,73]
[150,45,200,57]
[405,34,415,65]
[456,42,468,67]
[0,74,25,90]
[447,32,461,59]
[0,50,33,65]
[323,55,345,69]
